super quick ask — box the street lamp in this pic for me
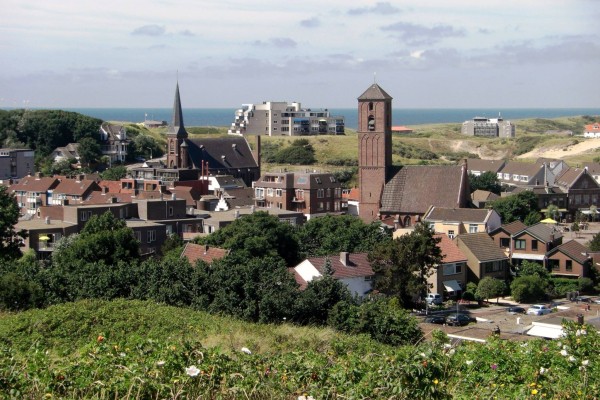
[146,147,153,160]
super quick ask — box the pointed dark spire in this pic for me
[168,82,188,138]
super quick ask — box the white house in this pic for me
[291,252,374,298]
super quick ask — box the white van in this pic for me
[426,293,443,305]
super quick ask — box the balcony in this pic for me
[292,197,305,203]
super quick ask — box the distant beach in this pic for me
[8,107,600,130]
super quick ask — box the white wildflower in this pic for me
[185,365,200,377]
[568,355,576,362]
[119,352,126,358]
[446,349,455,357]
[298,396,315,400]
[156,361,166,367]
[466,360,473,366]
[241,347,252,355]
[560,349,568,357]
[420,352,427,358]
[582,360,589,366]
[539,367,547,375]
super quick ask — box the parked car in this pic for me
[526,304,552,316]
[426,293,443,305]
[574,296,591,303]
[424,315,446,324]
[593,298,600,305]
[445,313,475,326]
[507,306,526,314]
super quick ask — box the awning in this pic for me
[540,218,557,224]
[39,235,50,241]
[443,280,462,292]
[526,325,564,339]
[512,253,545,261]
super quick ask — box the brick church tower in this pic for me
[357,83,393,222]
[166,82,188,169]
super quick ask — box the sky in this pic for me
[1,0,599,109]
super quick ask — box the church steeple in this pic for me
[168,82,188,138]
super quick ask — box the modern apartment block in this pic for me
[461,116,515,138]
[228,102,344,136]
[0,148,35,179]
[253,171,343,219]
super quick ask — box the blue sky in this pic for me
[1,0,599,108]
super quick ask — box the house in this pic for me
[356,83,472,224]
[466,159,505,177]
[423,207,501,238]
[454,233,510,284]
[51,143,81,164]
[489,220,528,255]
[0,148,35,179]
[497,161,551,187]
[547,240,593,278]
[50,175,101,205]
[428,235,468,299]
[253,171,343,219]
[228,101,344,136]
[15,217,78,258]
[197,207,304,235]
[507,222,563,267]
[98,122,130,163]
[9,174,60,215]
[126,219,168,256]
[181,243,228,265]
[554,166,600,216]
[471,189,499,209]
[341,188,360,216]
[583,123,600,138]
[291,252,374,298]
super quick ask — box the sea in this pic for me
[12,107,600,130]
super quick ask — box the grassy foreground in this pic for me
[0,299,598,399]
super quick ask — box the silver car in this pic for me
[526,304,551,316]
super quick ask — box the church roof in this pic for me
[357,83,393,100]
[380,165,466,214]
[186,136,258,170]
[167,82,188,138]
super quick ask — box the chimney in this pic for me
[171,193,176,200]
[102,186,109,194]
[62,199,69,206]
[234,210,240,219]
[204,244,208,254]
[45,216,50,224]
[340,252,350,266]
[35,172,42,179]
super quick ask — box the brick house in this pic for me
[253,171,342,218]
[489,220,528,255]
[423,207,501,238]
[180,243,228,266]
[547,240,593,278]
[428,234,468,299]
[454,232,510,284]
[554,166,600,216]
[50,175,101,205]
[509,223,563,267]
[9,174,60,215]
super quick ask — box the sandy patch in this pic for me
[517,138,600,159]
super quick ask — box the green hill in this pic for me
[0,299,598,399]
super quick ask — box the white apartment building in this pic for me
[228,101,345,136]
[461,116,515,138]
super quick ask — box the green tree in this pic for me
[588,232,600,251]
[545,204,560,221]
[510,275,547,303]
[77,136,102,167]
[369,223,442,306]
[518,260,550,279]
[590,205,598,222]
[489,191,540,224]
[0,272,43,311]
[132,134,163,160]
[524,211,542,226]
[297,214,391,257]
[199,211,300,266]
[100,165,128,181]
[273,145,316,165]
[0,186,27,260]
[469,171,501,194]
[475,277,505,303]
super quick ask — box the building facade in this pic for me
[228,102,344,136]
[461,116,515,138]
[0,148,35,179]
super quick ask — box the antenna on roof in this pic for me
[373,72,377,84]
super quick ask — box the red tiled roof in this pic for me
[435,234,468,263]
[181,243,228,265]
[342,188,360,200]
[9,176,59,193]
[98,180,122,193]
[548,240,591,265]
[585,123,600,132]
[53,178,101,197]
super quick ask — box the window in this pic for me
[549,259,559,270]
[500,238,510,248]
[531,240,538,251]
[515,239,526,250]
[448,230,455,239]
[135,231,141,242]
[334,201,340,211]
[81,211,92,221]
[315,177,322,184]
[318,202,324,211]
[469,224,478,233]
[147,230,156,243]
[326,202,330,211]
[484,261,504,273]
[275,189,282,197]
[566,260,572,271]
[169,207,174,216]
[326,188,331,197]
[317,189,324,198]
[267,188,273,197]
[329,176,336,183]
[443,263,462,275]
